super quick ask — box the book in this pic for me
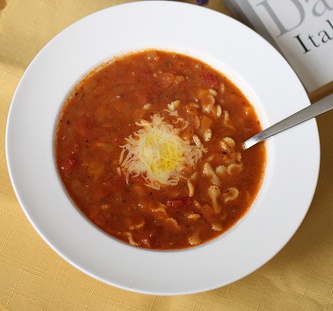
[222,0,333,102]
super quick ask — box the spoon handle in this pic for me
[242,98,333,150]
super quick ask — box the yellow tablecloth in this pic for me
[1,0,333,310]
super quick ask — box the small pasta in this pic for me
[223,187,239,203]
[188,231,202,246]
[208,185,222,213]
[203,162,221,186]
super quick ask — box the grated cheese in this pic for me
[119,114,203,190]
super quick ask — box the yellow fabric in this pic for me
[1,0,333,310]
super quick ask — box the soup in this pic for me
[55,49,266,250]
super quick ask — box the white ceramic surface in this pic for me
[6,1,320,295]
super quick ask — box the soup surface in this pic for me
[55,49,266,250]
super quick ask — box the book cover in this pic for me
[223,0,333,101]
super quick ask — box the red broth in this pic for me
[55,49,266,250]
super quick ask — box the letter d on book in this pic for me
[257,0,305,36]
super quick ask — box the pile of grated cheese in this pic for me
[118,114,203,190]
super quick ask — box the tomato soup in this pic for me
[55,49,266,250]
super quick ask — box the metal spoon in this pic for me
[242,98,333,150]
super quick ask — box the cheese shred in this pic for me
[119,113,203,190]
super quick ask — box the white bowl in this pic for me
[6,1,320,295]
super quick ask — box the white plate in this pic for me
[6,1,320,295]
